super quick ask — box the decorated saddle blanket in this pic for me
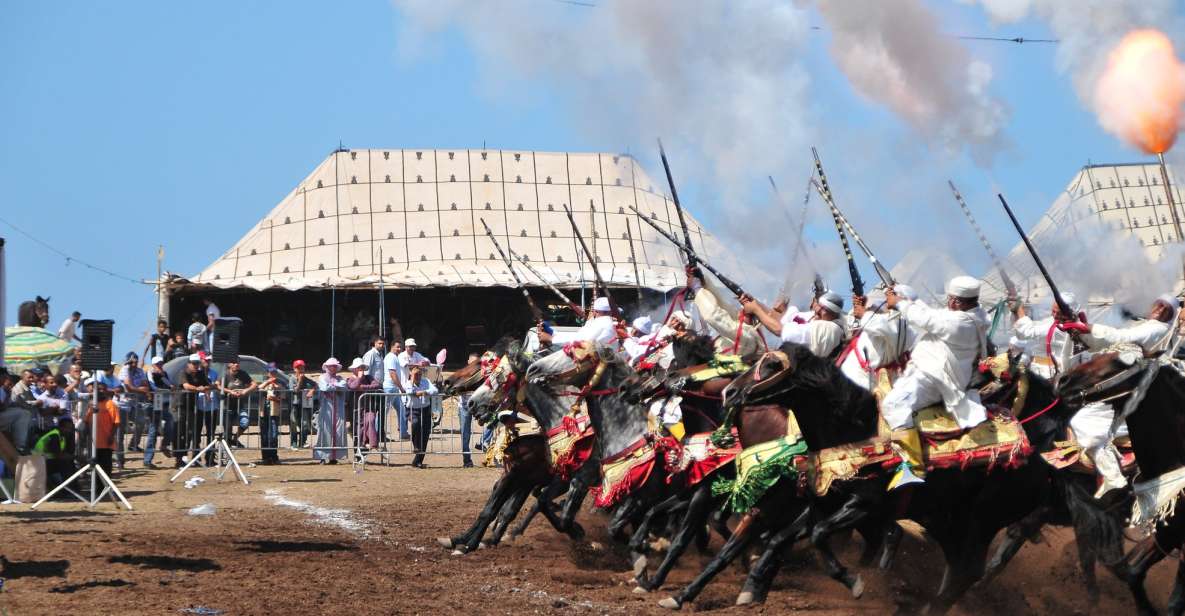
[661,431,741,488]
[712,409,809,514]
[1040,433,1137,475]
[545,411,596,481]
[686,355,749,383]
[591,436,657,508]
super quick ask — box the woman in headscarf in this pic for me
[314,357,348,464]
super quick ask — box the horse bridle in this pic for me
[1066,361,1145,407]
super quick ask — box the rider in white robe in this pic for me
[838,285,918,390]
[690,270,763,362]
[553,297,619,346]
[742,290,844,358]
[1010,291,1080,380]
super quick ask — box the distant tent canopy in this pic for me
[163,148,747,365]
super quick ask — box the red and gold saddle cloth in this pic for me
[592,436,657,508]
[545,411,596,481]
[1040,434,1137,475]
[662,431,741,488]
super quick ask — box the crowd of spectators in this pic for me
[1,305,476,496]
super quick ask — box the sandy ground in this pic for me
[0,448,1174,616]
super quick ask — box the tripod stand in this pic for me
[170,364,249,485]
[32,383,132,510]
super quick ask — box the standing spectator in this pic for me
[197,353,220,464]
[187,313,207,352]
[397,339,427,439]
[143,320,170,361]
[164,332,189,362]
[83,379,120,477]
[289,360,316,449]
[406,364,438,469]
[57,311,82,343]
[143,356,175,469]
[347,357,382,451]
[457,353,481,468]
[315,358,347,464]
[119,353,151,463]
[222,359,256,448]
[383,340,405,440]
[177,355,213,468]
[361,337,387,442]
[203,298,221,350]
[258,363,283,465]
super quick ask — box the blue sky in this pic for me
[0,1,1164,355]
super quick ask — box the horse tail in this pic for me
[1064,476,1125,566]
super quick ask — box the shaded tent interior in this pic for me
[166,284,669,368]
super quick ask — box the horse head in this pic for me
[465,352,517,426]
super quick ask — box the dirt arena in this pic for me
[0,450,1173,615]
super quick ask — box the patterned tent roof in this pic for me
[175,148,740,293]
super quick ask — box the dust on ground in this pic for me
[0,448,1172,615]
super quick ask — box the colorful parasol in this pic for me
[4,326,73,374]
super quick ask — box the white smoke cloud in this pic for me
[816,0,1011,166]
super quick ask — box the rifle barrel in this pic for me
[948,180,1016,297]
[997,193,1073,318]
[480,217,541,320]
[629,205,746,298]
[658,139,696,267]
[562,205,616,314]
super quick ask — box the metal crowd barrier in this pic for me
[102,387,479,468]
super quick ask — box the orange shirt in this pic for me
[84,399,121,448]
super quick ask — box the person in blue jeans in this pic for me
[406,365,438,468]
[457,352,480,468]
[143,356,176,468]
[382,341,405,440]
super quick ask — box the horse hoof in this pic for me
[735,591,754,606]
[658,597,682,610]
[632,555,649,577]
[633,586,650,595]
[850,574,865,599]
[588,541,604,552]
[450,549,466,556]
[478,542,487,550]
[436,537,454,549]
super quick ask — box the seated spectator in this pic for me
[164,332,189,363]
[34,416,75,487]
[0,368,34,455]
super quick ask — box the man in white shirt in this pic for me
[838,286,918,390]
[743,290,845,358]
[552,297,620,346]
[57,311,81,343]
[882,276,989,489]
[1059,294,1177,497]
[690,269,763,361]
[1011,291,1080,380]
[383,340,405,439]
[203,298,221,350]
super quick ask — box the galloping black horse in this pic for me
[1057,351,1185,616]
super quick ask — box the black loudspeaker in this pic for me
[211,317,243,363]
[79,319,114,371]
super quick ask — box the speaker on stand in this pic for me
[211,317,242,363]
[78,319,114,371]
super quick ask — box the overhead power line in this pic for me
[0,215,147,285]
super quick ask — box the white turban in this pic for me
[819,291,844,315]
[946,276,981,299]
[892,284,918,301]
[592,297,611,313]
[631,316,654,335]
[1155,294,1180,322]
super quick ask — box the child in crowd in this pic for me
[83,381,121,476]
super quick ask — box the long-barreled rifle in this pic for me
[629,205,748,299]
[811,148,865,296]
[809,177,896,289]
[480,218,543,322]
[997,194,1075,321]
[562,204,617,316]
[948,180,1017,300]
[625,220,644,302]
[504,245,586,320]
[769,175,819,273]
[658,139,696,269]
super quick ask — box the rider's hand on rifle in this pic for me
[851,295,867,319]
[739,293,758,315]
[1057,321,1091,335]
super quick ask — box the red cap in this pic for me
[293,359,306,368]
[197,351,209,361]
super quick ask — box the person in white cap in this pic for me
[1010,291,1081,380]
[1058,294,1179,497]
[395,339,428,440]
[552,297,620,346]
[623,316,657,364]
[689,268,763,362]
[838,285,918,390]
[743,289,844,358]
[315,357,348,464]
[881,275,989,489]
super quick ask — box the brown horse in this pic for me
[18,296,50,327]
[1056,351,1185,616]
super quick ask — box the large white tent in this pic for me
[175,148,736,293]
